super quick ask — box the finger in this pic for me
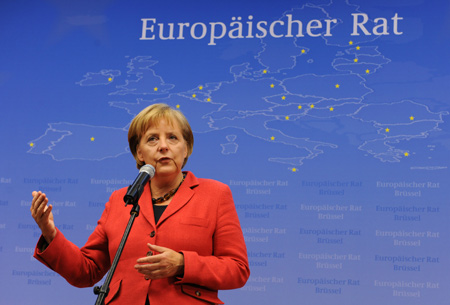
[138,267,166,280]
[42,204,53,219]
[32,192,45,210]
[34,199,46,219]
[31,191,38,203]
[134,262,161,274]
[136,255,158,264]
[31,191,41,211]
[35,194,49,217]
[146,243,168,253]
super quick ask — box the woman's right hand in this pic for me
[30,191,57,244]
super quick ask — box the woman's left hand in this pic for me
[135,243,184,280]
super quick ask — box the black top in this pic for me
[153,204,167,224]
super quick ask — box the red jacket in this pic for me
[34,171,250,304]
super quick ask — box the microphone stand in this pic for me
[93,198,140,305]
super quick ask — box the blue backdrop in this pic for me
[1,0,449,304]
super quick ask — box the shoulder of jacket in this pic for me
[185,171,229,190]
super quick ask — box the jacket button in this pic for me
[195,291,201,297]
[150,231,155,237]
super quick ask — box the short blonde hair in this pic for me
[128,103,194,169]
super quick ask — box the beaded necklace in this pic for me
[151,173,186,204]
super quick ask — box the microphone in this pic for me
[124,164,155,206]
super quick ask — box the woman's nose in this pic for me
[158,137,169,151]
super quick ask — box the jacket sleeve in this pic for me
[33,200,112,288]
[176,183,250,290]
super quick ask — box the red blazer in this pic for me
[34,171,250,305]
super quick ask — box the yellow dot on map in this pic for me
[329,107,334,111]
[282,96,286,100]
[354,58,358,63]
[176,104,180,109]
[292,167,297,172]
[301,49,306,53]
[310,104,314,108]
[199,86,203,90]
[404,152,409,157]
[270,84,274,88]
[192,94,196,98]
[298,105,302,109]
[335,84,340,88]
[349,41,353,45]
[108,77,112,82]
[366,69,370,74]
[385,128,390,132]
[263,70,267,74]
[29,142,34,147]
[206,98,211,102]
[154,87,158,91]
[410,116,414,121]
[91,137,95,141]
[356,46,360,50]
[271,136,275,141]
[285,116,290,120]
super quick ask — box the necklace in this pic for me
[152,173,186,204]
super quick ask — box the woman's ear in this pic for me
[136,145,144,162]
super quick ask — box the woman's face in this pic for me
[137,119,188,179]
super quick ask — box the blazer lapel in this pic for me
[138,183,156,228]
[156,171,199,227]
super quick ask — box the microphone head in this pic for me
[140,164,155,179]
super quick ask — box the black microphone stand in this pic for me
[93,197,140,305]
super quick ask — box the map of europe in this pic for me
[27,1,448,170]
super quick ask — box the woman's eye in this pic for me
[148,136,157,143]
[168,135,179,143]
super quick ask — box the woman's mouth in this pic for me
[158,157,171,162]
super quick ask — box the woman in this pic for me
[30,103,250,304]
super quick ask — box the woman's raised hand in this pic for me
[30,191,57,244]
